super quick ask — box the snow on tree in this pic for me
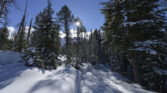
[24,0,60,69]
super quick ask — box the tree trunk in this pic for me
[131,58,141,83]
[27,18,33,45]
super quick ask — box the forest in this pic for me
[0,0,167,93]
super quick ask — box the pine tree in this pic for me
[14,1,28,52]
[73,17,87,68]
[123,0,167,91]
[15,26,26,52]
[0,26,9,50]
[57,5,74,62]
[27,0,60,69]
[26,18,33,47]
[102,0,167,92]
[77,19,87,63]
[88,29,102,65]
[101,0,127,72]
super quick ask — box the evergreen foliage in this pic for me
[14,0,28,52]
[57,5,74,62]
[0,26,9,50]
[24,0,60,69]
[101,0,167,92]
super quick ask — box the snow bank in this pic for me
[129,48,157,55]
[0,51,22,65]
[154,67,167,75]
[80,64,154,93]
[0,63,76,93]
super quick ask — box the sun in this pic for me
[75,21,80,26]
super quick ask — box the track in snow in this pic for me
[0,63,154,93]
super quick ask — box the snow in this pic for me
[122,20,154,27]
[0,51,23,65]
[154,67,167,75]
[0,63,76,93]
[58,55,67,62]
[129,40,167,55]
[129,48,157,55]
[0,51,155,93]
[134,40,167,47]
[80,64,154,93]
[122,22,137,27]
[26,47,36,53]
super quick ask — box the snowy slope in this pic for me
[0,64,155,93]
[0,51,22,65]
[80,64,154,93]
[0,52,155,93]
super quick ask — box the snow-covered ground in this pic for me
[0,51,155,93]
[0,51,23,65]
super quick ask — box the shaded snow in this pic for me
[80,64,154,93]
[0,51,22,65]
[0,51,155,93]
[122,20,154,27]
[154,67,167,75]
[134,40,167,47]
[128,40,167,55]
[129,48,157,55]
[0,63,76,93]
[0,63,154,93]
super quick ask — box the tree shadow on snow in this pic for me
[81,65,127,93]
[0,63,30,89]
[28,77,74,93]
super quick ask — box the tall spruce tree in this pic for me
[26,18,33,47]
[124,0,167,91]
[76,18,87,63]
[73,17,87,68]
[57,5,74,62]
[0,26,9,50]
[102,0,167,92]
[29,0,60,69]
[14,0,28,52]
[101,0,127,73]
[88,29,102,65]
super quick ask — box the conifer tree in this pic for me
[102,0,167,92]
[124,0,167,91]
[73,17,87,68]
[77,19,87,63]
[28,0,60,69]
[14,0,28,52]
[87,29,102,65]
[26,18,33,46]
[57,5,74,62]
[0,26,9,50]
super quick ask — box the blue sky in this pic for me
[8,0,108,31]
